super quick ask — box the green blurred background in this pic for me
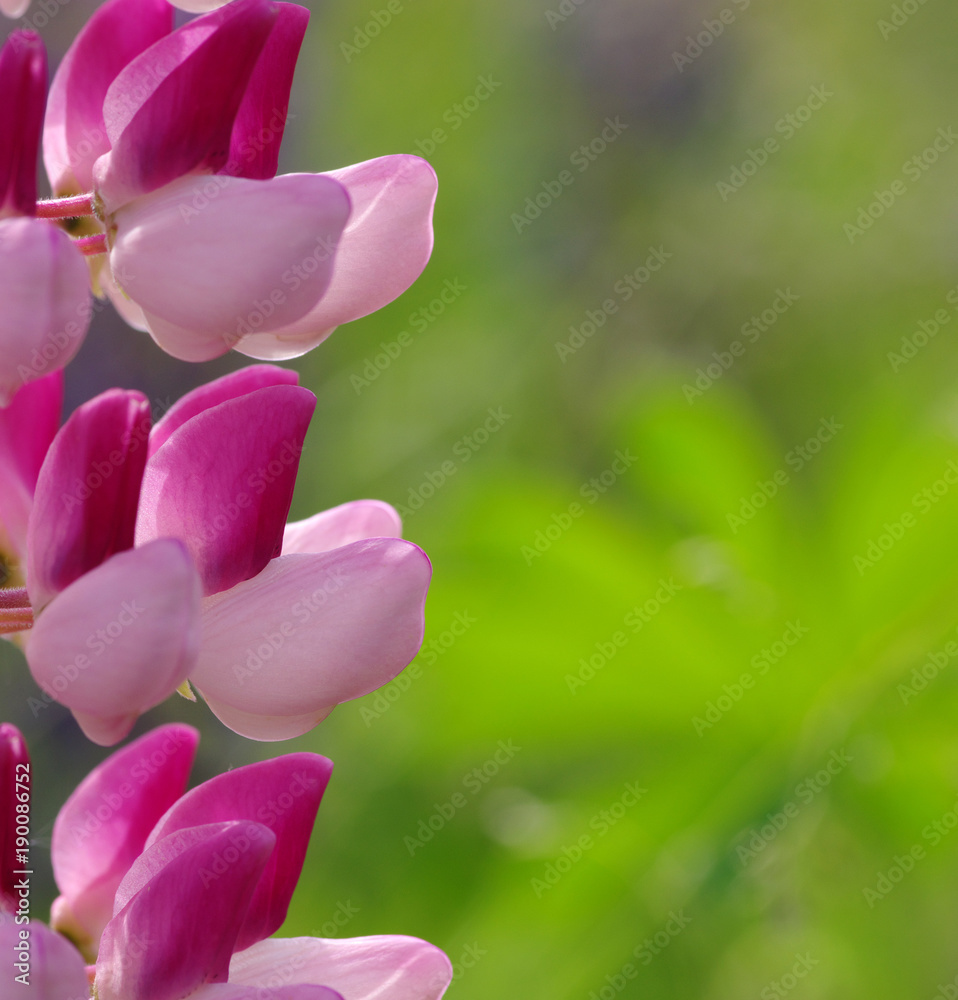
[6,0,958,995]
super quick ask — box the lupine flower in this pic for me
[1,724,452,1000]
[42,0,437,363]
[14,365,430,745]
[0,32,91,405]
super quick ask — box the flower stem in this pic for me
[75,233,109,257]
[35,194,96,219]
[0,589,33,634]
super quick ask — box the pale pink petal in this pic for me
[49,724,198,957]
[26,539,202,746]
[229,936,454,1000]
[96,822,275,1000]
[0,0,32,17]
[190,540,431,740]
[135,384,315,596]
[110,174,350,358]
[148,364,298,458]
[0,921,90,1000]
[27,389,150,612]
[282,500,402,555]
[101,264,149,332]
[42,0,172,195]
[235,157,436,361]
[0,217,91,406]
[144,753,332,952]
[193,986,342,1000]
[0,371,62,560]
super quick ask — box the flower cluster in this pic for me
[0,724,453,999]
[1,0,449,993]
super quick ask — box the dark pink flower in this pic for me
[14,366,429,745]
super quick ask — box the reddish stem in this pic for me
[35,193,95,219]
[0,589,32,634]
[75,233,108,256]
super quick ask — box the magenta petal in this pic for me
[96,0,277,211]
[229,936,454,1000]
[110,173,349,349]
[144,753,331,952]
[96,822,275,1000]
[27,389,150,611]
[49,724,198,956]
[227,4,309,180]
[26,539,202,746]
[283,500,403,555]
[148,364,299,459]
[0,31,45,215]
[235,157,436,361]
[43,0,173,195]
[191,540,431,738]
[1,723,29,912]
[0,372,62,561]
[0,921,89,1000]
[0,217,91,406]
[136,384,314,595]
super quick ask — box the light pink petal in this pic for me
[0,30,45,214]
[191,540,431,739]
[0,0,31,17]
[148,364,298,459]
[282,500,402,555]
[135,384,315,596]
[0,371,62,560]
[100,264,149,332]
[194,986,343,1000]
[109,173,349,358]
[49,724,198,957]
[235,157,436,361]
[26,539,202,746]
[96,822,275,1000]
[226,4,309,180]
[42,0,172,195]
[229,936,454,1000]
[0,921,90,1000]
[0,217,91,406]
[1,723,29,913]
[27,389,149,612]
[95,0,276,212]
[144,752,332,952]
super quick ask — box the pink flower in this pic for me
[1,724,452,1000]
[16,365,430,745]
[44,0,437,363]
[0,32,91,405]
